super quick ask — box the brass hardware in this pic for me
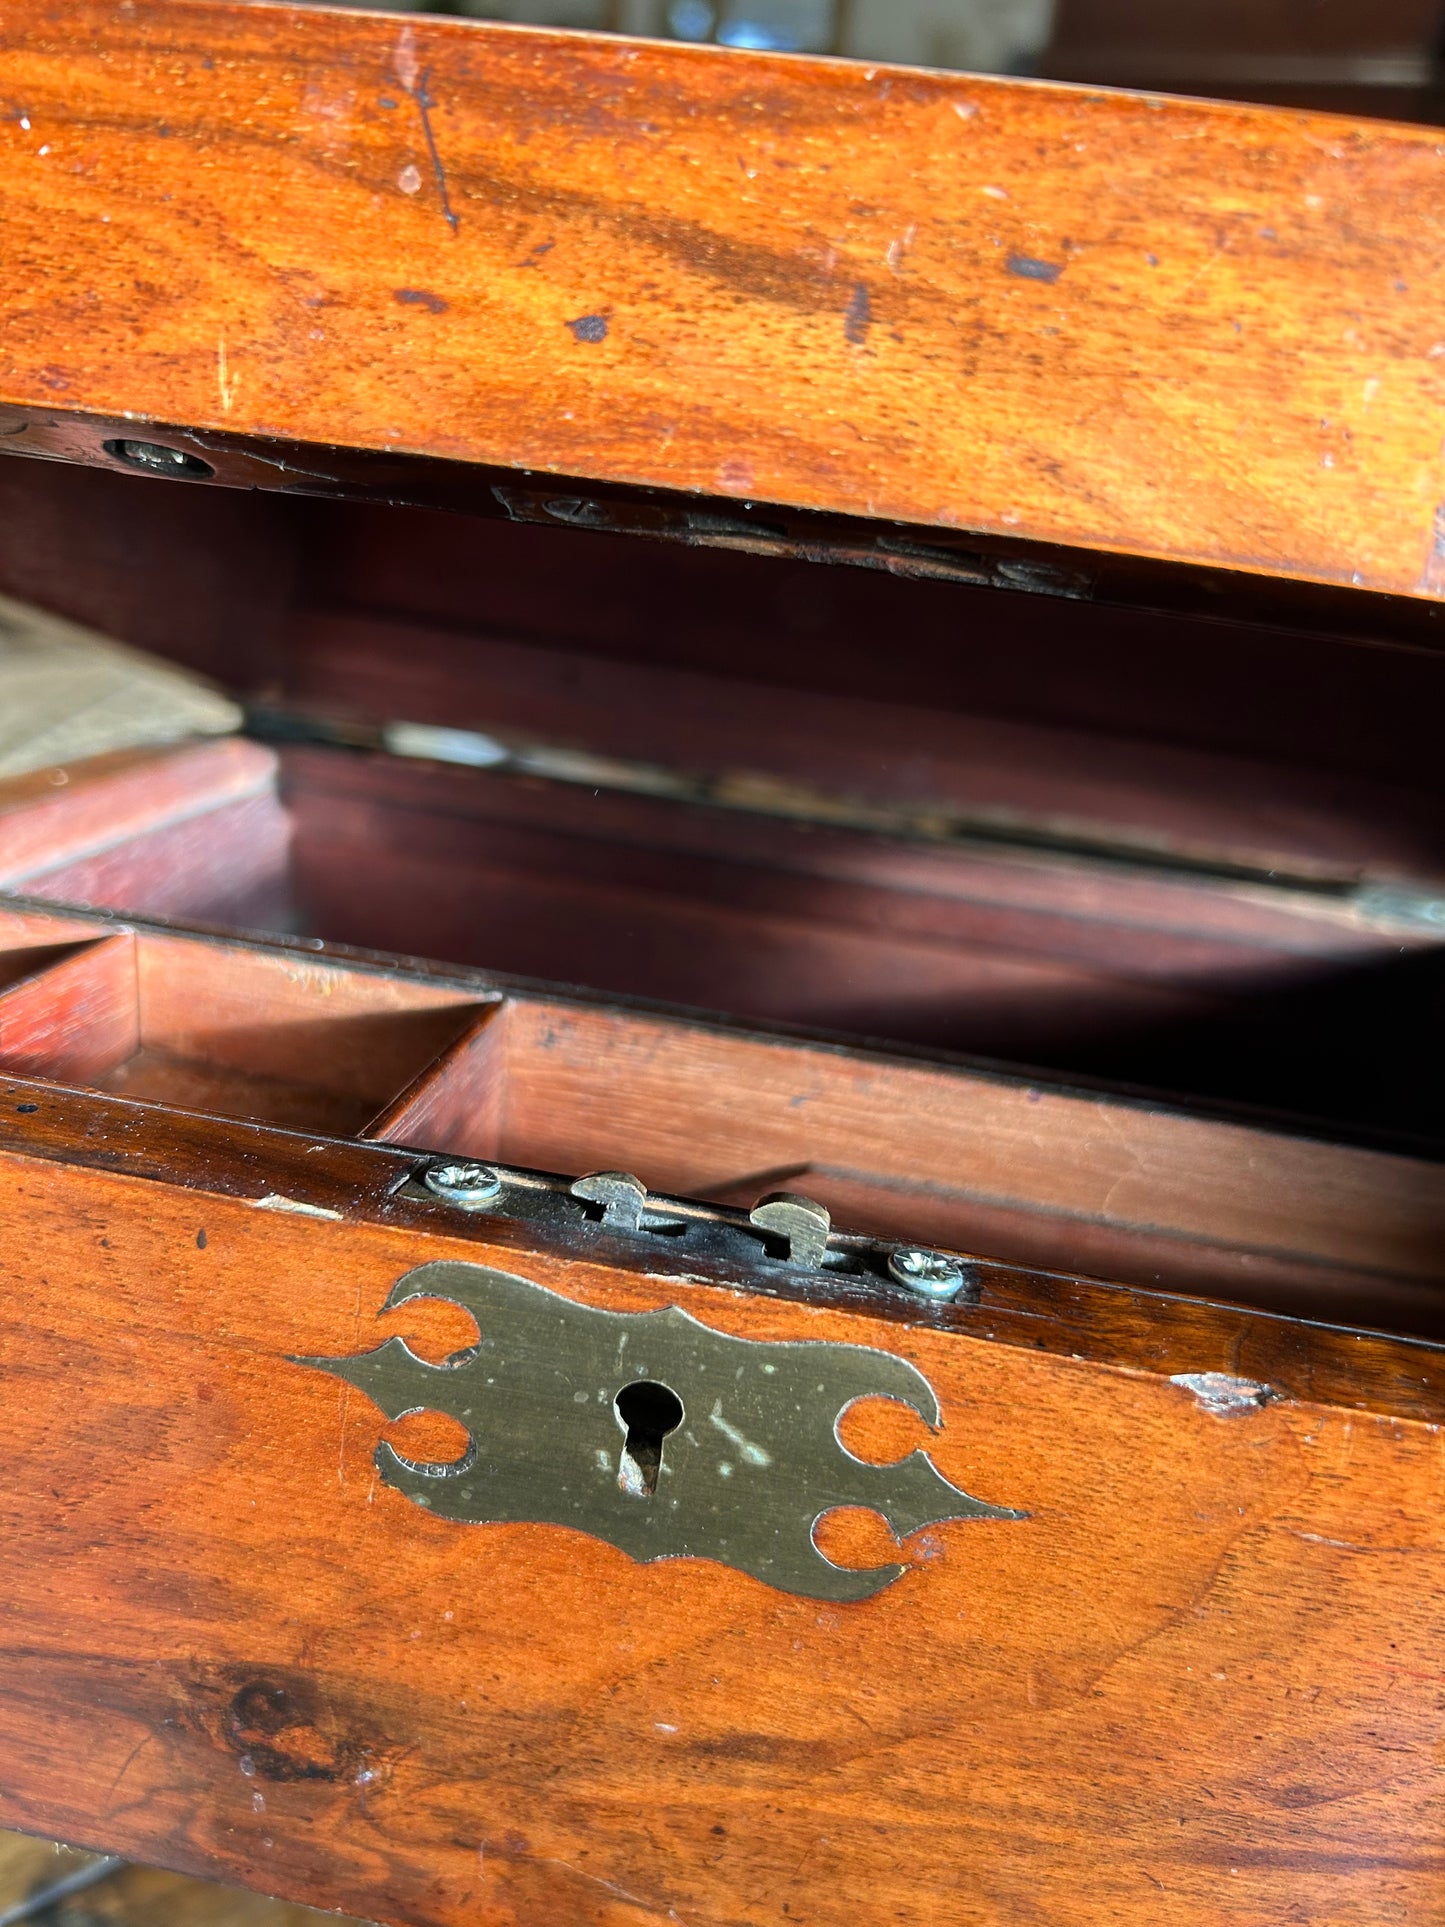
[748,1191,832,1269]
[295,1261,1021,1601]
[571,1170,649,1231]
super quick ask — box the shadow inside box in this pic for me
[1048,945,1445,1150]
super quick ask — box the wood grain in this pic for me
[0,1152,1442,1926]
[30,792,296,932]
[0,899,493,1134]
[88,933,491,1135]
[130,933,484,1110]
[285,608,1445,884]
[480,996,1445,1321]
[3,2,1445,600]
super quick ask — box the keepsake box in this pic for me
[1,6,1443,1920]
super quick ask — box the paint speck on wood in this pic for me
[844,282,871,346]
[567,313,609,344]
[393,288,448,313]
[1007,253,1063,284]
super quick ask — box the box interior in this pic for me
[1,901,1441,1339]
[2,451,1443,1155]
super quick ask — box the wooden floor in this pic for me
[0,1831,371,1927]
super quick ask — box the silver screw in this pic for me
[423,1161,503,1211]
[103,436,214,479]
[888,1247,972,1301]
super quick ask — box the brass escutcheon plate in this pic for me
[296,1262,1022,1601]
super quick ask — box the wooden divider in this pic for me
[0,902,1440,1328]
[0,934,138,1084]
[0,912,490,1136]
[363,1004,506,1152]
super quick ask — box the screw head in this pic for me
[423,1161,503,1210]
[103,437,215,479]
[888,1247,972,1301]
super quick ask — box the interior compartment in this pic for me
[1,452,1444,1152]
[0,912,491,1134]
[364,990,1445,1327]
[0,900,1441,1334]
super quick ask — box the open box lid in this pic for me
[2,0,1445,649]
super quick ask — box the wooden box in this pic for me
[0,6,1443,1922]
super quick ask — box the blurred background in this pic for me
[303,0,1445,123]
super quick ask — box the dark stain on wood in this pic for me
[393,289,448,314]
[223,1680,366,1786]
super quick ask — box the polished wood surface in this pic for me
[0,1152,1441,1926]
[276,737,1445,1144]
[4,1,1445,601]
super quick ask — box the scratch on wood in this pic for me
[251,1193,342,1221]
[216,331,239,415]
[1291,1530,1424,1554]
[393,28,457,234]
[1170,1371,1272,1416]
[107,1728,160,1805]
[532,1854,680,1919]
[413,68,459,235]
[1174,236,1230,301]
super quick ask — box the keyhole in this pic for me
[615,1380,684,1498]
